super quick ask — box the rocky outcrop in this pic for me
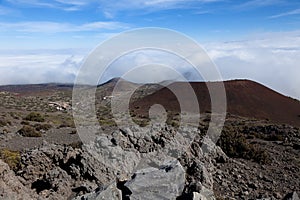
[0,159,35,200]
[74,160,186,200]
[85,134,141,181]
[0,121,298,200]
[16,143,114,199]
[84,124,196,181]
[74,124,227,200]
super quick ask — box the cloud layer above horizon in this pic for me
[0,30,299,99]
[0,0,299,99]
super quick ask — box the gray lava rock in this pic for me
[125,160,185,200]
[284,192,300,200]
[86,134,141,181]
[17,143,113,199]
[0,159,35,200]
[73,183,121,200]
[193,186,216,200]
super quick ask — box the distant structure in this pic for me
[49,102,70,111]
[103,96,114,100]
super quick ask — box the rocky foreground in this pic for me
[0,117,299,200]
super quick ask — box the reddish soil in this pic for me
[130,80,300,127]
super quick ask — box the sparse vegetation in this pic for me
[21,120,30,125]
[24,112,45,122]
[131,117,149,127]
[18,125,42,137]
[166,118,180,128]
[0,119,10,127]
[0,81,299,199]
[217,129,270,164]
[251,132,284,141]
[98,119,117,127]
[0,149,21,171]
[68,141,83,149]
[243,125,285,141]
[2,129,8,134]
[34,123,52,131]
[58,120,75,128]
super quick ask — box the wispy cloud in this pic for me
[5,0,95,11]
[143,0,220,6]
[270,8,300,18]
[236,0,284,10]
[6,0,223,16]
[98,0,224,18]
[0,5,14,15]
[0,21,129,33]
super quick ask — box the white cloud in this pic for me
[204,30,300,99]
[99,50,197,84]
[0,21,129,33]
[270,8,300,18]
[0,50,85,85]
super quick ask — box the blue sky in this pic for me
[0,0,300,98]
[1,0,300,48]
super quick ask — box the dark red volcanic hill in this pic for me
[131,80,300,127]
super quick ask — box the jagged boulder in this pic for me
[85,135,141,181]
[124,160,185,200]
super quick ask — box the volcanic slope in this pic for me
[130,80,300,127]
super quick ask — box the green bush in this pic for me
[0,119,11,127]
[0,149,21,171]
[21,121,30,125]
[98,119,117,127]
[264,133,284,141]
[18,125,42,137]
[217,129,269,164]
[0,119,7,127]
[217,130,248,158]
[34,123,52,131]
[166,118,180,128]
[132,119,149,127]
[58,120,75,128]
[24,112,45,122]
[68,141,83,149]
